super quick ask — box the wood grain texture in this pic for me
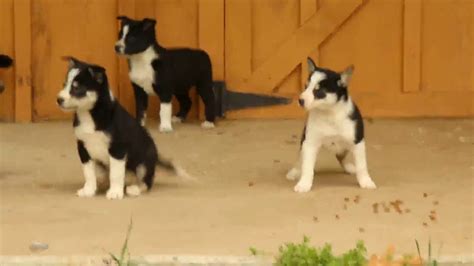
[403,0,421,93]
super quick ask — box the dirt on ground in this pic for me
[0,119,473,257]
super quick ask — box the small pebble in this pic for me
[405,209,411,213]
[433,200,439,205]
[423,193,428,198]
[335,214,340,220]
[313,216,318,222]
[358,227,365,233]
[30,242,48,252]
[273,159,280,163]
[248,182,254,187]
[423,222,428,227]
[344,197,350,202]
[372,203,379,214]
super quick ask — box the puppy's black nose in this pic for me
[57,97,64,106]
[114,45,122,53]
[298,98,304,107]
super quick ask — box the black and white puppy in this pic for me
[286,58,376,193]
[115,16,216,132]
[57,57,187,199]
[0,55,13,94]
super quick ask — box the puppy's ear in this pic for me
[339,65,354,87]
[142,18,156,31]
[88,66,106,84]
[61,56,80,69]
[0,55,13,68]
[307,57,317,73]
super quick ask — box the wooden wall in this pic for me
[0,0,472,122]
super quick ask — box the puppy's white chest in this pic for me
[74,113,110,165]
[129,61,155,95]
[128,47,158,95]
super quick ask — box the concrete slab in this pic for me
[0,119,473,259]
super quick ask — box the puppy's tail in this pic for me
[0,55,13,68]
[156,154,195,181]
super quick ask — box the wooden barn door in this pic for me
[225,0,474,118]
[31,0,119,121]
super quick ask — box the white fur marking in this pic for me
[74,111,110,165]
[159,103,173,132]
[294,141,320,193]
[115,25,129,54]
[77,161,97,197]
[136,164,146,181]
[107,157,126,200]
[201,121,215,129]
[125,185,141,197]
[128,46,158,95]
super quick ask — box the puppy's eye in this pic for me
[128,36,136,43]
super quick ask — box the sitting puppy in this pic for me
[115,16,216,132]
[57,57,187,199]
[0,55,13,94]
[286,58,376,193]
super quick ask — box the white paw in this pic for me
[286,168,301,181]
[140,119,146,127]
[106,187,124,200]
[77,185,96,197]
[343,163,357,175]
[294,179,313,193]
[171,116,183,123]
[358,176,377,189]
[201,121,215,129]
[125,185,141,197]
[159,124,173,133]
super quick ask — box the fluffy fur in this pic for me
[57,57,187,199]
[287,58,376,193]
[115,16,216,132]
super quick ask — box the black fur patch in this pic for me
[349,104,364,144]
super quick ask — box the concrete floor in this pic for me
[0,119,473,258]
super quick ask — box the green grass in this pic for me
[108,218,136,266]
[415,239,439,266]
[274,236,367,266]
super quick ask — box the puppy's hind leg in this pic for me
[336,150,356,175]
[286,157,301,181]
[353,141,376,189]
[197,81,216,129]
[126,163,155,197]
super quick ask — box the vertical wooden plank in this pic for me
[198,0,224,119]
[225,0,252,90]
[300,0,318,88]
[402,0,421,93]
[0,0,15,121]
[117,0,136,115]
[14,0,32,122]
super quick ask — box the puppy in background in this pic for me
[286,58,376,193]
[57,57,189,200]
[115,16,216,132]
[0,55,13,94]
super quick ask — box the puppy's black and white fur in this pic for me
[57,57,187,199]
[115,16,216,132]
[0,55,13,94]
[286,58,376,193]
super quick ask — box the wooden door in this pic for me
[0,0,15,121]
[225,0,474,118]
[31,0,119,121]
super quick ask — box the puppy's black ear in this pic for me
[88,66,106,84]
[61,56,80,69]
[307,57,317,73]
[142,18,156,31]
[339,65,354,87]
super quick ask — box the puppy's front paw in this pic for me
[286,168,300,181]
[106,187,124,200]
[358,176,377,189]
[201,121,215,129]
[159,124,173,133]
[294,179,313,193]
[171,116,183,123]
[77,185,96,197]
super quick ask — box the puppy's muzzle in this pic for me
[114,44,124,54]
[298,98,305,107]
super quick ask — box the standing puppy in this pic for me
[57,57,186,200]
[115,16,216,132]
[286,58,376,193]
